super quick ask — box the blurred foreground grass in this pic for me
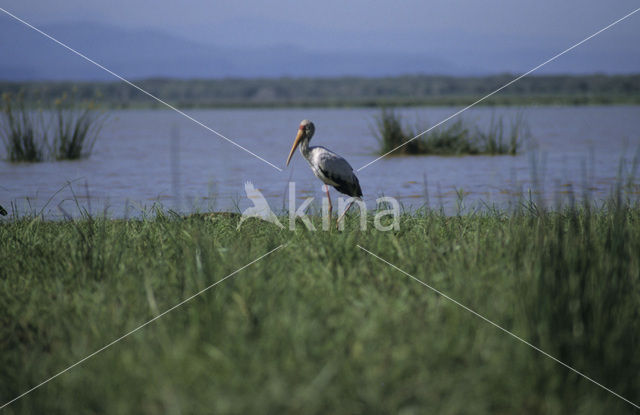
[1,203,639,414]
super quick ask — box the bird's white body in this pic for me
[302,145,361,198]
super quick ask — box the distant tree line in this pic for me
[1,74,639,108]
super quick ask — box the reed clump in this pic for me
[51,92,105,160]
[0,91,106,162]
[0,92,47,162]
[374,108,527,156]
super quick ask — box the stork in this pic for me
[286,119,363,225]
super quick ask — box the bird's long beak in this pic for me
[286,129,304,166]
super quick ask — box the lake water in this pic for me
[1,105,639,218]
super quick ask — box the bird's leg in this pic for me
[336,201,355,229]
[325,185,333,218]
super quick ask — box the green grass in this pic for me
[0,92,105,162]
[1,202,640,414]
[374,109,526,156]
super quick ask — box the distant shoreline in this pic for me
[2,74,639,109]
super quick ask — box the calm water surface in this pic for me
[1,106,639,218]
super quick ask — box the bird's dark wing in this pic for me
[315,148,363,198]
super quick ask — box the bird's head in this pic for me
[286,120,315,166]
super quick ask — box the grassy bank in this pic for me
[1,203,640,414]
[2,74,639,109]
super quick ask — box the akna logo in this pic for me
[238,182,400,231]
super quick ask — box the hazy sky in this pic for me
[3,1,638,47]
[1,1,639,75]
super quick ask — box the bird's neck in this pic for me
[299,137,311,159]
